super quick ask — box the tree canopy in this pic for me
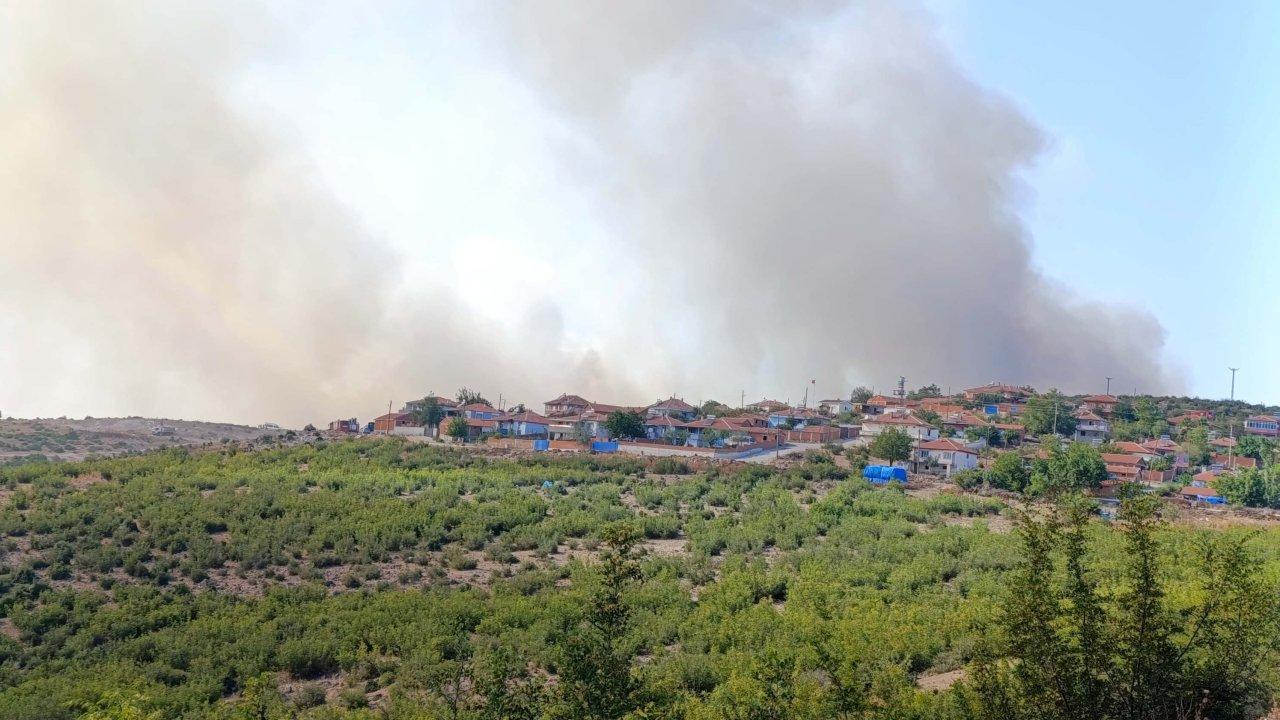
[868,427,913,464]
[1023,390,1078,437]
[604,411,645,440]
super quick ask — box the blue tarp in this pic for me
[863,465,907,483]
[532,439,550,452]
[591,441,619,453]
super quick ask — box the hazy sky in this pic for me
[1,1,1275,426]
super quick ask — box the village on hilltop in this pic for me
[320,380,1280,505]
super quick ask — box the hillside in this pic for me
[0,416,286,464]
[0,438,1276,719]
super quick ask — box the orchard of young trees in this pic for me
[1,439,1280,718]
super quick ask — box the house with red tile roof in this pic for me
[860,413,939,444]
[916,438,979,475]
[460,402,500,420]
[1209,436,1237,450]
[373,412,423,436]
[543,394,591,417]
[1212,453,1257,470]
[496,410,552,437]
[748,399,789,413]
[1244,415,1279,437]
[1072,408,1110,444]
[643,414,689,442]
[647,397,698,421]
[1079,394,1120,416]
[1180,484,1225,503]
[1101,453,1145,483]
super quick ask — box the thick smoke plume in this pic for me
[499,0,1180,399]
[0,1,626,426]
[0,1,1178,426]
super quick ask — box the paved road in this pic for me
[739,438,860,464]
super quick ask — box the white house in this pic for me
[915,438,979,475]
[818,398,854,416]
[1072,408,1110,444]
[859,412,939,444]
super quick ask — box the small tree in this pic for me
[869,428,913,466]
[446,416,469,442]
[850,386,874,404]
[664,428,690,446]
[573,422,594,447]
[604,411,645,440]
[549,523,641,720]
[988,451,1030,492]
[701,428,729,448]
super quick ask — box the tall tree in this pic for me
[869,427,913,465]
[850,386,874,404]
[1041,442,1108,493]
[412,395,446,433]
[1112,495,1178,719]
[456,388,490,406]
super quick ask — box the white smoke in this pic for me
[0,1,1179,426]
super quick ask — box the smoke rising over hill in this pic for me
[0,1,1178,425]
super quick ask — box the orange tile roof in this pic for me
[1213,454,1257,469]
[1101,453,1143,466]
[1081,394,1119,403]
[865,413,932,428]
[918,438,977,453]
[1180,485,1221,498]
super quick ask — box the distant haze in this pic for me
[0,1,1182,427]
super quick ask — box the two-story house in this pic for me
[646,397,698,421]
[915,438,979,475]
[1244,415,1279,437]
[859,412,939,444]
[1072,408,1110,444]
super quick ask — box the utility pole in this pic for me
[1229,367,1239,439]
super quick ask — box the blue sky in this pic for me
[929,1,1280,403]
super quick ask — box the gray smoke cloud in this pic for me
[0,1,631,426]
[0,1,1179,427]
[498,0,1181,399]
